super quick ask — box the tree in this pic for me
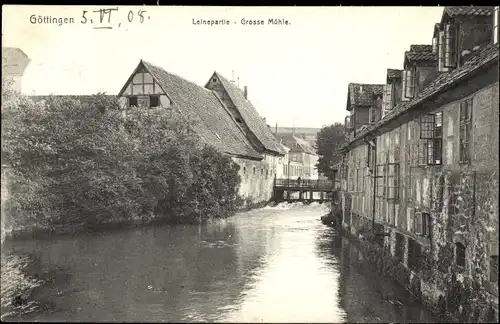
[315,122,345,180]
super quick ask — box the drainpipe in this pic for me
[371,138,377,234]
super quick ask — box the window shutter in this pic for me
[432,37,437,54]
[494,7,499,45]
[401,71,409,101]
[444,24,457,68]
[415,212,423,235]
[438,31,449,72]
[387,84,393,110]
[405,69,414,99]
[382,85,388,111]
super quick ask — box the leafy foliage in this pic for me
[315,122,345,180]
[1,78,243,232]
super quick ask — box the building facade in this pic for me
[117,60,285,206]
[339,6,499,322]
[276,134,320,180]
[275,144,290,179]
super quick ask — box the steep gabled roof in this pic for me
[404,44,437,66]
[405,51,437,62]
[410,45,433,52]
[443,6,494,18]
[119,60,262,160]
[210,72,285,155]
[346,83,384,111]
[342,43,499,149]
[387,69,403,83]
[277,134,316,155]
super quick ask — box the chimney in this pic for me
[244,86,248,99]
[359,85,363,93]
[275,122,278,135]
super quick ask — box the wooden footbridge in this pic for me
[272,178,338,203]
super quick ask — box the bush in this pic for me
[1,78,243,231]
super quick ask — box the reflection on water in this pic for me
[2,203,444,322]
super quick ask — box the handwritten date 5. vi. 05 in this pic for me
[81,8,150,29]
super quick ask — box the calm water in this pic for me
[2,203,444,323]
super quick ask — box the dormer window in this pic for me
[494,7,499,45]
[444,24,457,68]
[382,83,394,111]
[402,68,415,100]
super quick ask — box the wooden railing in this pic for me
[274,178,335,189]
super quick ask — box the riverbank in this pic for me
[338,226,453,322]
[1,254,44,320]
[338,222,500,323]
[2,199,276,242]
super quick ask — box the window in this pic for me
[490,255,499,282]
[212,77,217,83]
[489,242,498,282]
[149,95,160,108]
[438,30,449,72]
[356,169,360,191]
[414,212,431,238]
[455,242,466,267]
[420,114,435,139]
[137,96,149,108]
[407,239,422,272]
[261,168,264,175]
[419,113,442,165]
[375,164,386,197]
[369,107,375,123]
[345,115,353,132]
[395,233,405,262]
[402,68,415,100]
[243,167,246,174]
[494,7,499,45]
[459,98,473,163]
[382,83,394,111]
[394,145,400,163]
[444,23,457,68]
[386,163,400,201]
[253,167,256,175]
[128,96,138,107]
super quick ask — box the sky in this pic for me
[2,6,444,128]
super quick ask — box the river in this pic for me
[1,203,446,323]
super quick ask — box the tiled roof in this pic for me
[343,43,499,149]
[277,134,317,155]
[405,51,437,62]
[2,47,30,75]
[387,69,402,81]
[410,45,433,52]
[213,72,286,155]
[347,83,384,110]
[139,60,262,160]
[444,6,494,17]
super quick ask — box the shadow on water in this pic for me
[314,227,450,323]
